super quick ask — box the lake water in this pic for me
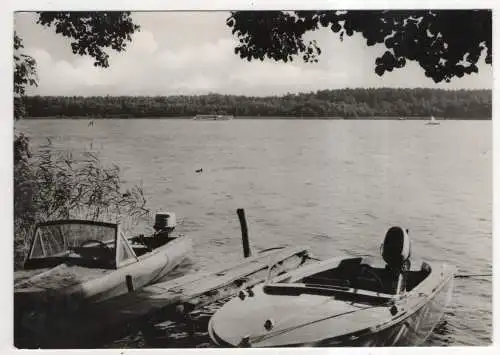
[15,118,492,347]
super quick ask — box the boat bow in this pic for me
[209,283,394,347]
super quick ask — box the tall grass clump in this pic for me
[14,136,151,269]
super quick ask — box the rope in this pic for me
[454,274,492,278]
[305,255,322,261]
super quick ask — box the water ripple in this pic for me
[16,118,492,347]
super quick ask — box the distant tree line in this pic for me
[20,88,491,119]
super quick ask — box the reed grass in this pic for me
[14,136,151,269]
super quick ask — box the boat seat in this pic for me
[405,264,431,291]
[349,266,410,295]
[73,246,113,260]
[302,258,362,287]
[132,245,151,257]
[337,257,363,273]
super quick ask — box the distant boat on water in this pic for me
[193,114,233,121]
[425,115,440,125]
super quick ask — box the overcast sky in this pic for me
[14,11,493,97]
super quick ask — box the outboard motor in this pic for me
[153,212,177,242]
[382,226,411,269]
[154,212,176,231]
[381,226,411,294]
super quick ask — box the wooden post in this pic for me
[126,275,134,293]
[237,208,252,258]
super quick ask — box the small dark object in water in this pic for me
[195,168,203,173]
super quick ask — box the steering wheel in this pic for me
[79,239,108,248]
[78,239,111,257]
[358,264,385,291]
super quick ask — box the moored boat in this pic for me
[193,114,233,120]
[14,213,192,347]
[208,227,455,347]
[425,115,440,125]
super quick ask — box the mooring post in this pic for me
[237,208,252,258]
[126,275,134,293]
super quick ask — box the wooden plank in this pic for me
[182,249,310,310]
[98,246,308,317]
[38,246,310,348]
[168,246,307,296]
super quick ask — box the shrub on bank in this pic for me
[13,135,150,269]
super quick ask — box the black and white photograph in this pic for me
[8,2,493,350]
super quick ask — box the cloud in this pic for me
[156,39,233,70]
[27,48,105,94]
[128,30,159,55]
[24,37,361,96]
[22,17,492,97]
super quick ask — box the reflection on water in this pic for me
[16,119,492,347]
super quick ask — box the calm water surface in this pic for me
[16,118,492,347]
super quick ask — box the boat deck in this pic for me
[18,246,310,348]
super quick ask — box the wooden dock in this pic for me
[24,245,310,348]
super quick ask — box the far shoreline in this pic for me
[20,116,492,121]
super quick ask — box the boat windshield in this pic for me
[28,221,117,261]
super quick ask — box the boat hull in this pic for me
[208,260,455,347]
[193,115,233,120]
[311,272,454,347]
[14,236,192,348]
